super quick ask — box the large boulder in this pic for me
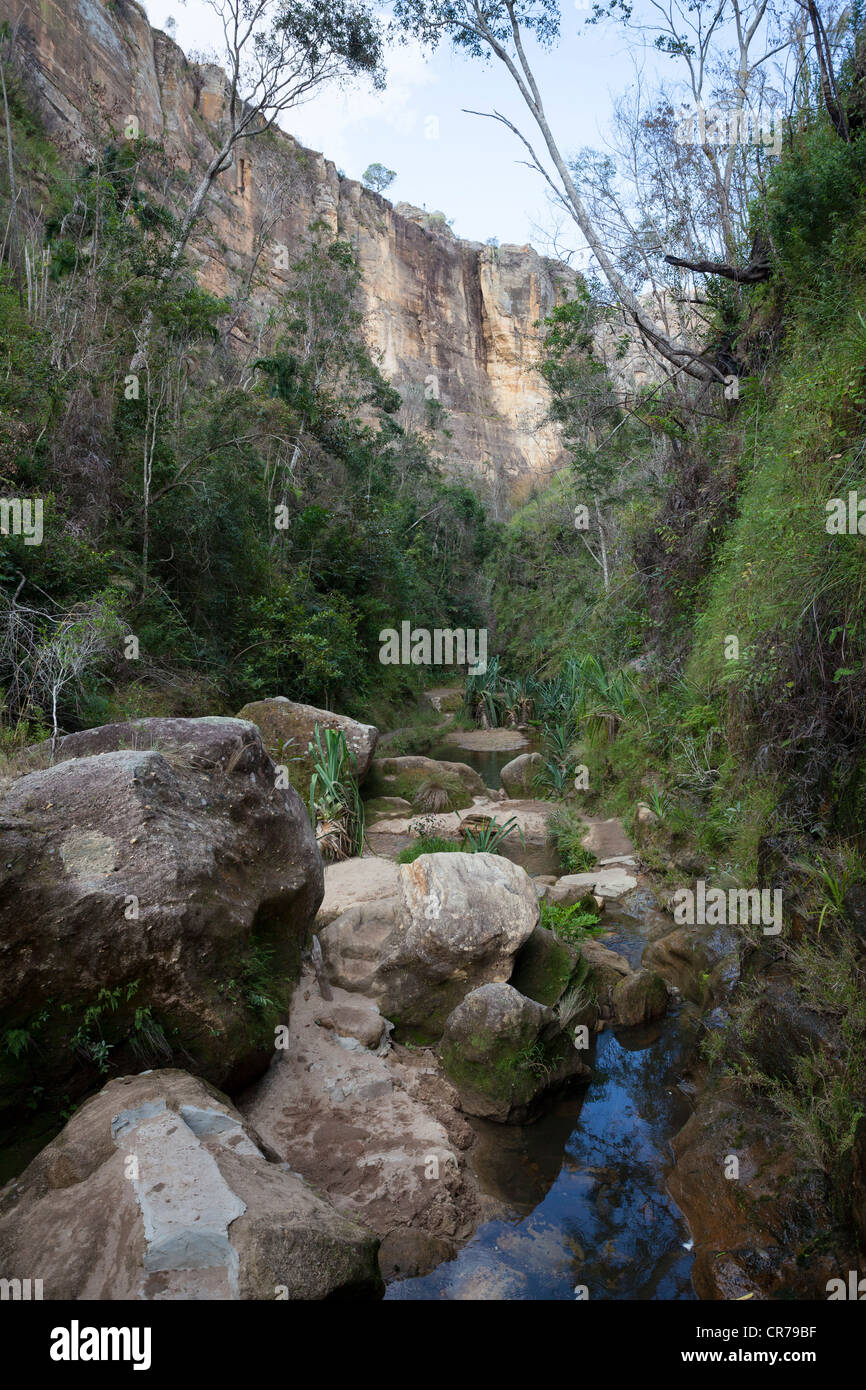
[0,1070,381,1299]
[315,856,400,928]
[321,852,539,1041]
[364,755,485,811]
[611,968,668,1026]
[317,897,402,996]
[0,717,323,1120]
[235,697,378,791]
[439,983,590,1123]
[499,752,543,797]
[241,968,481,1282]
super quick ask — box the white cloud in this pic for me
[143,3,437,171]
[282,37,437,168]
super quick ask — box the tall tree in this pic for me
[131,0,384,371]
[392,0,729,381]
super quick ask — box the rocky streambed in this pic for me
[0,707,857,1299]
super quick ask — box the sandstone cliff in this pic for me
[4,0,578,498]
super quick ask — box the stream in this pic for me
[386,735,700,1301]
[386,904,698,1300]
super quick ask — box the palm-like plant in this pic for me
[464,654,507,728]
[462,813,525,854]
[503,673,537,726]
[307,725,365,861]
[574,654,635,746]
[533,715,580,796]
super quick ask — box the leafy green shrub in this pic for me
[540,897,602,945]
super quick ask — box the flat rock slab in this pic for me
[550,868,638,902]
[363,797,554,845]
[580,817,636,860]
[316,856,400,927]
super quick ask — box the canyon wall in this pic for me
[3,0,581,498]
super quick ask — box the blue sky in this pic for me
[142,2,671,250]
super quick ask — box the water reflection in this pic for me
[386,910,697,1301]
[426,740,530,791]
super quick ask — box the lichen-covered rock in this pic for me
[320,852,539,1041]
[611,968,668,1026]
[0,1070,381,1300]
[235,697,378,790]
[439,983,590,1123]
[499,752,543,797]
[0,717,323,1117]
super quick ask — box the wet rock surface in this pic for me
[667,1078,857,1300]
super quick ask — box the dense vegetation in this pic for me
[3,0,866,1255]
[476,22,866,1224]
[0,78,491,755]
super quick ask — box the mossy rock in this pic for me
[236,698,378,796]
[364,757,477,812]
[439,983,589,1123]
[510,925,581,1008]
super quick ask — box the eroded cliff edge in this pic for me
[4,0,576,496]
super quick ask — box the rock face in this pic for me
[321,852,539,1039]
[578,937,632,995]
[241,969,480,1281]
[667,1078,857,1300]
[235,697,378,791]
[643,921,739,1004]
[439,983,590,1123]
[0,1069,381,1299]
[6,0,576,499]
[0,717,323,1111]
[499,752,543,797]
[509,925,584,1008]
